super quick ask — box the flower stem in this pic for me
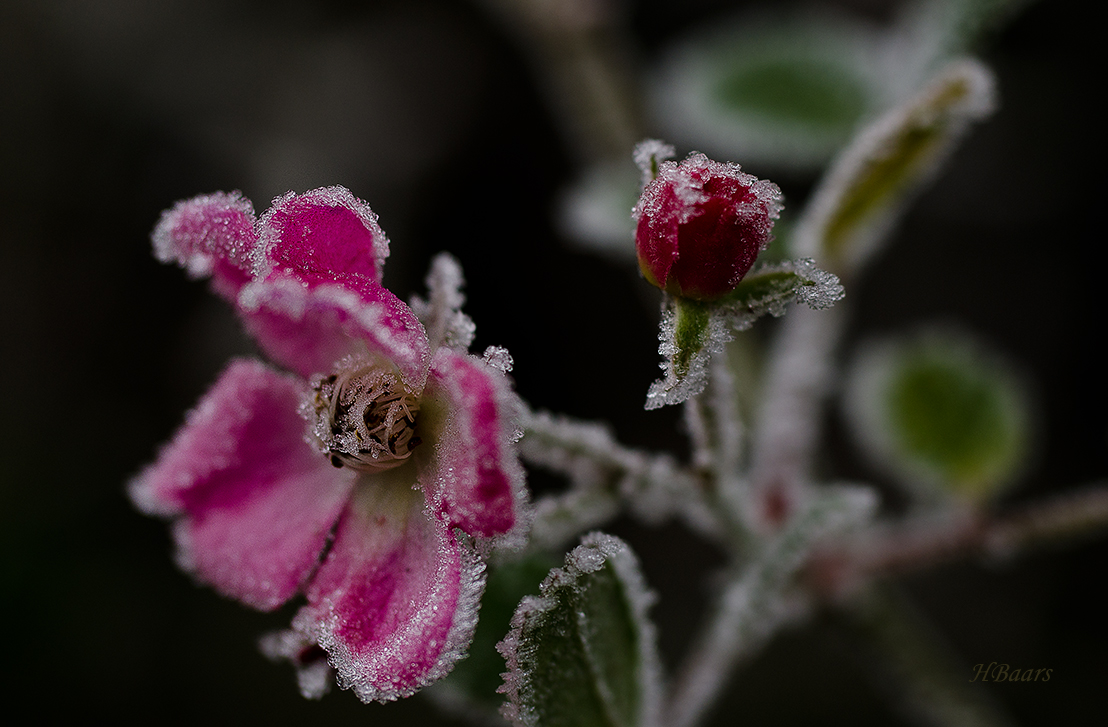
[748,303,848,530]
[808,483,1108,594]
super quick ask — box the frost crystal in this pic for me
[633,138,677,185]
[409,252,476,351]
[645,258,843,410]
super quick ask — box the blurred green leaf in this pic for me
[846,329,1030,503]
[793,60,996,276]
[716,57,868,132]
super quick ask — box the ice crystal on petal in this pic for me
[483,345,514,373]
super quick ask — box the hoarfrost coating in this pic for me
[132,186,529,703]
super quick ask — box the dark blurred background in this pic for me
[1,0,1103,724]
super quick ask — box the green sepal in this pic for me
[646,259,842,410]
[498,534,661,727]
[717,258,844,324]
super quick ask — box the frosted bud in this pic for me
[634,150,783,301]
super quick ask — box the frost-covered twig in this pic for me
[475,0,643,163]
[520,409,722,547]
[665,487,877,727]
[747,304,847,530]
[683,347,750,539]
[845,585,1013,727]
[808,483,1108,597]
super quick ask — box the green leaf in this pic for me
[498,534,661,727]
[792,59,996,276]
[651,11,892,171]
[845,328,1030,503]
[715,56,868,132]
[432,554,561,715]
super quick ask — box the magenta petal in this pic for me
[418,348,526,540]
[130,359,355,611]
[258,186,388,284]
[238,276,431,389]
[151,191,258,299]
[297,477,484,703]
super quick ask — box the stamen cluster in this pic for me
[308,356,421,471]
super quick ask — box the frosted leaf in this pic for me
[843,327,1031,504]
[497,533,662,727]
[716,258,844,331]
[791,59,997,276]
[557,162,641,259]
[409,252,476,351]
[896,0,1036,84]
[633,139,677,185]
[648,9,895,173]
[429,554,561,719]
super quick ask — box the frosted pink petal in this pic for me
[418,348,525,539]
[237,276,431,390]
[297,477,484,703]
[152,191,258,299]
[258,186,388,284]
[130,359,355,611]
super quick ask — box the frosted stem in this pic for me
[748,304,847,529]
[665,569,807,727]
[665,488,876,727]
[808,483,1108,594]
[520,410,724,547]
[845,585,1013,727]
[476,0,643,164]
[684,347,751,543]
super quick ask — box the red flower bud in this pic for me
[634,152,783,301]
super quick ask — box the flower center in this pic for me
[306,356,421,472]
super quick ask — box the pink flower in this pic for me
[132,186,528,703]
[634,152,783,301]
